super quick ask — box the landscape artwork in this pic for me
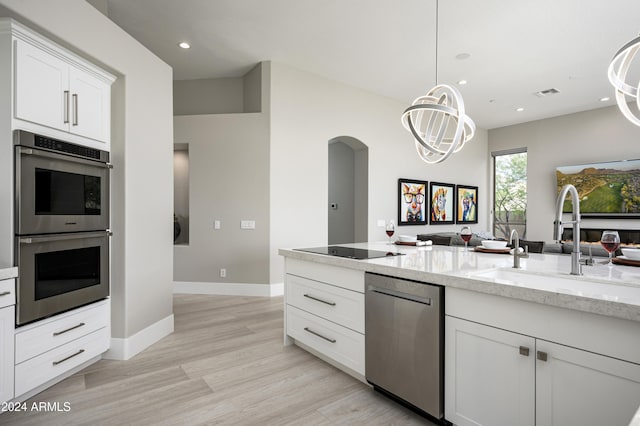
[398,178,427,225]
[556,159,640,216]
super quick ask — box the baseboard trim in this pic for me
[173,281,284,297]
[103,314,175,361]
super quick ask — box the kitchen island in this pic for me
[280,242,640,426]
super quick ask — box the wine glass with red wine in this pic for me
[460,226,472,252]
[385,220,395,245]
[600,230,620,266]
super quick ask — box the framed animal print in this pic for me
[398,178,428,225]
[456,185,478,224]
[429,182,455,225]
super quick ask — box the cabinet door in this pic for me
[445,316,535,426]
[14,39,69,132]
[0,306,15,403]
[69,66,110,143]
[536,340,640,426]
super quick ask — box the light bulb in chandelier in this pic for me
[608,34,640,126]
[401,84,476,164]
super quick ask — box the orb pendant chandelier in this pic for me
[401,0,475,164]
[402,84,476,164]
[608,34,640,126]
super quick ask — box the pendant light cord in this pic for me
[435,0,439,86]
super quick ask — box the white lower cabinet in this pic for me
[0,305,15,403]
[536,340,640,426]
[284,258,365,379]
[445,316,534,426]
[14,327,109,397]
[14,299,110,398]
[286,305,364,374]
[446,316,640,426]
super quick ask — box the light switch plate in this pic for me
[214,220,221,229]
[240,220,256,229]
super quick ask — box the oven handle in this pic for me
[19,230,112,244]
[17,146,111,168]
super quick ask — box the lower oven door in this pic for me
[16,231,110,326]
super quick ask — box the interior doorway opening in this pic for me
[328,137,368,244]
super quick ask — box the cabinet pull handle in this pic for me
[0,291,10,297]
[63,90,70,123]
[303,294,336,306]
[53,322,86,336]
[519,346,530,357]
[304,327,336,343]
[72,93,78,126]
[52,349,85,366]
[537,351,548,362]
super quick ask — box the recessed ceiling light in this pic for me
[178,42,191,49]
[457,80,468,85]
[516,107,525,112]
[600,96,610,102]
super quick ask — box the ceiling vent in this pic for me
[534,88,560,97]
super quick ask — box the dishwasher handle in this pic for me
[369,286,432,306]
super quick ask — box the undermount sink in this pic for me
[470,268,640,302]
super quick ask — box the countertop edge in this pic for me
[0,266,18,281]
[279,248,640,323]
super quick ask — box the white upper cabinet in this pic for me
[14,39,69,133]
[12,24,114,150]
[68,66,110,142]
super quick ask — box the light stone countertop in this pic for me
[0,266,18,281]
[279,242,640,323]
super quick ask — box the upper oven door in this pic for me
[15,145,110,235]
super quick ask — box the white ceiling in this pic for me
[104,0,640,129]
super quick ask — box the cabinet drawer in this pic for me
[15,300,109,364]
[15,327,109,397]
[287,305,364,375]
[0,279,15,309]
[286,258,364,293]
[286,275,364,333]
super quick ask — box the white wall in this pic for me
[489,104,640,241]
[0,0,174,348]
[269,62,489,282]
[174,78,244,115]
[173,112,270,284]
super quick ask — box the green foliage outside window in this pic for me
[494,152,527,239]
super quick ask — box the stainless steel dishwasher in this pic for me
[365,272,444,421]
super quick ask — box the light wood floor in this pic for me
[2,294,434,425]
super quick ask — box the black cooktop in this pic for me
[294,246,404,260]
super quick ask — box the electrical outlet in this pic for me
[214,220,221,229]
[220,268,226,278]
[377,219,386,227]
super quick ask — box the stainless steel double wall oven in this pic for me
[14,130,111,325]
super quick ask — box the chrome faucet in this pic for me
[509,229,527,268]
[554,184,592,275]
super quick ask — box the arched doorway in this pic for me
[328,136,368,244]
